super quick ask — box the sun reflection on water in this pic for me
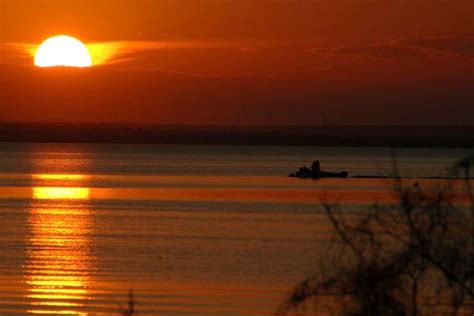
[25,174,93,315]
[33,187,90,200]
[32,174,89,181]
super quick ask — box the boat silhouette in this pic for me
[289,160,348,179]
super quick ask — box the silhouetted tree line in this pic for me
[278,156,474,316]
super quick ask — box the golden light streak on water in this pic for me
[32,174,89,181]
[32,187,90,200]
[25,174,93,315]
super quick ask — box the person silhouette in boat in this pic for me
[298,166,312,177]
[311,160,321,176]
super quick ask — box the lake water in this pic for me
[0,143,471,315]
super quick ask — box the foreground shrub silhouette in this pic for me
[277,156,474,316]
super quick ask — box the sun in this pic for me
[34,35,92,68]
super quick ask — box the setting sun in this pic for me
[34,35,92,68]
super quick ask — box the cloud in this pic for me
[310,36,474,60]
[393,36,474,56]
[88,40,237,65]
[2,40,238,67]
[240,46,263,54]
[311,44,426,60]
[101,65,255,78]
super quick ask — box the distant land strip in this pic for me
[0,123,473,147]
[352,175,474,179]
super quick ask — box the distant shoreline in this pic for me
[290,174,473,180]
[352,175,473,180]
[0,123,473,148]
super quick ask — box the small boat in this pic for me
[289,161,348,179]
[289,170,348,179]
[317,171,348,178]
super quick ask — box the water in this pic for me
[0,143,471,315]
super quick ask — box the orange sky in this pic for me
[1,0,473,125]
